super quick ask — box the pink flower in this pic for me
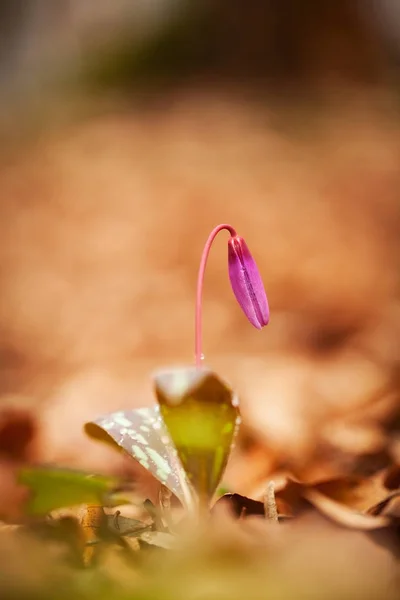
[228,236,269,329]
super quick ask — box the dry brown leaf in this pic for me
[0,461,30,521]
[80,505,108,566]
[321,421,387,456]
[312,470,396,512]
[369,492,400,519]
[384,466,400,490]
[139,531,175,550]
[302,488,390,530]
[380,495,400,520]
[0,401,39,520]
[0,406,37,462]
[250,468,400,530]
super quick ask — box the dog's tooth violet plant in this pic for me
[20,225,269,524]
[84,225,269,514]
[84,224,269,513]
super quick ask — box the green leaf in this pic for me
[18,467,121,515]
[153,367,241,506]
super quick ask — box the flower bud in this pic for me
[228,235,269,329]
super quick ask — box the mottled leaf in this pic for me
[153,366,241,506]
[18,467,121,515]
[84,406,192,508]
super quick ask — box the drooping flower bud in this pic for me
[195,224,269,366]
[228,235,269,329]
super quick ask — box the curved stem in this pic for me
[195,224,237,367]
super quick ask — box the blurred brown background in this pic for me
[0,0,399,493]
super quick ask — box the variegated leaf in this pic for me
[84,406,192,508]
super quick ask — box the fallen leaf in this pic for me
[212,492,292,522]
[138,530,175,550]
[383,465,400,490]
[368,492,400,519]
[0,408,36,461]
[0,461,30,520]
[106,511,152,537]
[302,488,390,530]
[80,505,108,566]
[223,469,400,531]
[312,471,394,512]
[213,493,265,519]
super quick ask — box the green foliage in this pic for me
[18,467,123,515]
[154,367,240,505]
[85,367,240,509]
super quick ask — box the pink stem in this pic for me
[195,224,237,367]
